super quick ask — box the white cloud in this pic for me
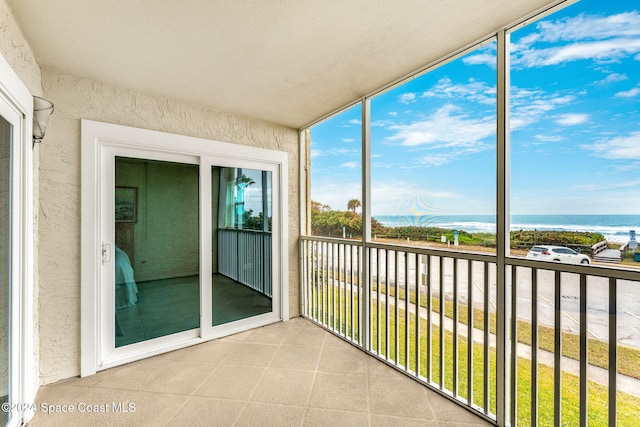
[312,147,359,157]
[419,154,455,167]
[510,88,576,130]
[388,111,398,116]
[339,161,360,169]
[385,104,495,149]
[421,77,496,105]
[511,11,640,68]
[398,93,417,104]
[583,131,640,159]
[535,134,563,142]
[614,87,640,98]
[594,73,627,85]
[572,178,640,192]
[342,119,361,127]
[341,138,356,143]
[462,53,496,68]
[555,113,589,126]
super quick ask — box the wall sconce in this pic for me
[33,95,54,145]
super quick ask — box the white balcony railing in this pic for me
[300,236,640,426]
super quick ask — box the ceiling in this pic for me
[8,0,559,129]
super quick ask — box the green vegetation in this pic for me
[310,202,606,250]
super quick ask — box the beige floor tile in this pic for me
[429,393,491,424]
[168,396,245,426]
[194,364,264,399]
[222,342,279,366]
[366,356,405,378]
[369,376,433,419]
[270,345,321,371]
[220,329,252,342]
[112,390,189,426]
[92,356,174,391]
[29,387,137,427]
[250,367,315,405]
[371,414,490,426]
[185,338,241,363]
[235,402,305,427]
[317,345,368,374]
[371,414,433,427]
[28,318,491,426]
[303,407,370,427]
[32,384,87,406]
[146,360,217,395]
[308,372,369,412]
[284,327,326,346]
[322,331,352,348]
[275,317,318,329]
[150,344,197,362]
[243,325,290,344]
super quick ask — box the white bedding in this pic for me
[115,246,138,309]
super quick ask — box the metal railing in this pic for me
[219,229,272,297]
[300,235,640,426]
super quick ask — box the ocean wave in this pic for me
[375,215,639,243]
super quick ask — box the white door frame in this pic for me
[0,52,35,426]
[81,120,289,375]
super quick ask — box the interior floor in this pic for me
[116,274,272,347]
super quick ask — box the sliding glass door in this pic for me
[114,157,200,347]
[213,167,272,326]
[82,120,288,374]
[0,105,13,427]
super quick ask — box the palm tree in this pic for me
[347,199,361,213]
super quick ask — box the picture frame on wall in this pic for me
[115,186,137,223]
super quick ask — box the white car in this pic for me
[526,245,591,265]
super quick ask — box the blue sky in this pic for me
[310,0,640,217]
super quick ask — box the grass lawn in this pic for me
[307,283,640,426]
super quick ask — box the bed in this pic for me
[115,246,138,309]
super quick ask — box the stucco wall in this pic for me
[0,0,41,95]
[39,70,300,384]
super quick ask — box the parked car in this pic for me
[526,245,591,265]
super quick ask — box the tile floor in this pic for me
[116,274,272,347]
[29,317,491,427]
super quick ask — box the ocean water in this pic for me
[373,214,640,243]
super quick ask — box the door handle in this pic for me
[102,242,112,264]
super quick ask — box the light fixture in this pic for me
[32,95,54,144]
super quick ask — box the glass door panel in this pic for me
[0,114,11,425]
[213,167,272,326]
[114,157,200,347]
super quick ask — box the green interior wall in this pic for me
[115,158,202,282]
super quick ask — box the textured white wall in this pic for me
[0,0,41,95]
[38,70,300,384]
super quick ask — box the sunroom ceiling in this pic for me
[8,0,558,129]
